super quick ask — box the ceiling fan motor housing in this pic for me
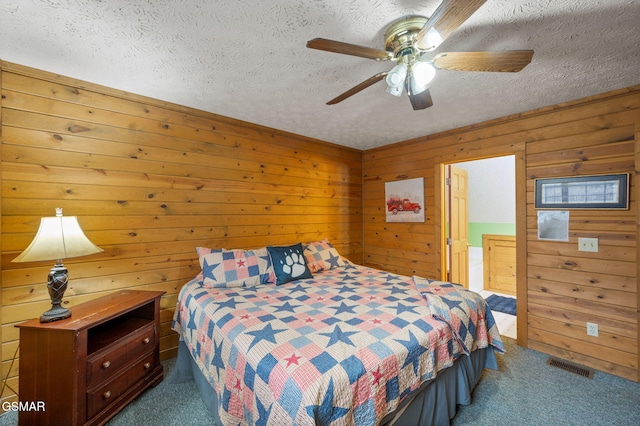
[384,16,429,61]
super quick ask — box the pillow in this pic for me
[267,243,313,285]
[197,247,261,288]
[194,247,224,284]
[304,238,345,273]
[251,247,277,284]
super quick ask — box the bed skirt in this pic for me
[171,341,498,426]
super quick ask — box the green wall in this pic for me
[468,223,516,248]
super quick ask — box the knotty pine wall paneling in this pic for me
[0,61,363,407]
[363,86,640,382]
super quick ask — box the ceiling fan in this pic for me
[306,0,534,110]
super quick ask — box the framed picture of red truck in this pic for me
[385,177,425,222]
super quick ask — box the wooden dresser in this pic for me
[16,290,165,426]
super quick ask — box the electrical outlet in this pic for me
[578,237,598,252]
[587,322,599,337]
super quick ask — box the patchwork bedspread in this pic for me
[172,262,504,426]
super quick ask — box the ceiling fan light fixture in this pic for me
[385,63,407,97]
[418,27,443,51]
[385,63,407,89]
[410,61,436,93]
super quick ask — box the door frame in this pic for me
[436,152,528,346]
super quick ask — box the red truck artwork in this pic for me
[386,197,421,214]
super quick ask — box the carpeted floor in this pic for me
[1,337,638,425]
[452,337,640,425]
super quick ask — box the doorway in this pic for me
[443,155,517,339]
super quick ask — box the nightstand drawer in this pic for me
[87,353,155,419]
[86,322,156,387]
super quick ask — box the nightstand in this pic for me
[16,290,165,426]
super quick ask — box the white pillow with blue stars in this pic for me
[303,238,345,273]
[197,247,261,288]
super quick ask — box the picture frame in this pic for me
[537,210,569,241]
[534,173,629,210]
[385,177,425,223]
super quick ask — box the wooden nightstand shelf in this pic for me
[16,290,165,426]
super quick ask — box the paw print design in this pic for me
[280,249,307,278]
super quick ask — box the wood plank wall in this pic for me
[0,61,363,407]
[363,86,640,382]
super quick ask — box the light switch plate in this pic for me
[578,237,598,252]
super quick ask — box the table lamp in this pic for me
[12,208,103,322]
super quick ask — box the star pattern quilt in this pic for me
[172,262,504,425]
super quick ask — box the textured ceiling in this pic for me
[1,0,639,150]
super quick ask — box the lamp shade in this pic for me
[409,61,436,95]
[385,63,408,89]
[12,208,103,263]
[416,27,444,51]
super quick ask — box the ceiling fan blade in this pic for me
[415,0,487,50]
[405,76,434,110]
[327,72,388,105]
[433,51,534,72]
[408,88,434,110]
[307,38,393,61]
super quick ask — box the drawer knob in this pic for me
[102,361,111,369]
[143,337,150,344]
[144,362,151,369]
[103,391,112,399]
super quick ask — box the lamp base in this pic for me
[40,263,71,323]
[40,305,71,322]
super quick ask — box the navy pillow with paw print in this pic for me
[267,243,313,285]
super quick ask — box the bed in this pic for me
[171,241,504,425]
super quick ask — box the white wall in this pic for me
[456,155,515,223]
